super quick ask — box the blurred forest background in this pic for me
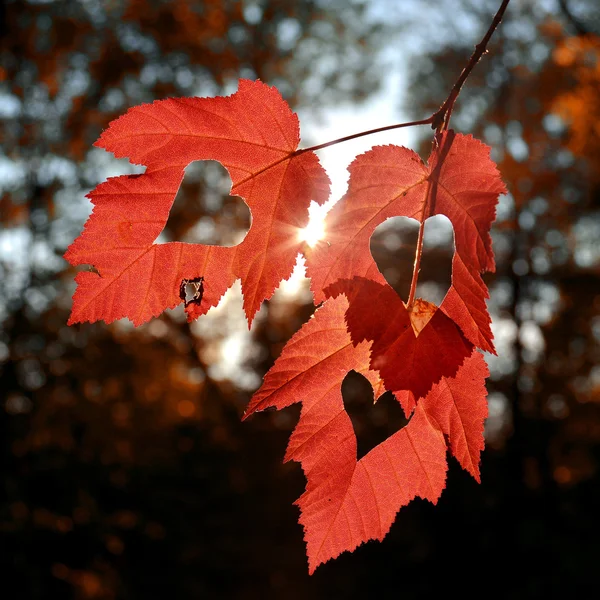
[1,0,600,598]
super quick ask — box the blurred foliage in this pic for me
[1,0,600,597]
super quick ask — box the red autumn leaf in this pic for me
[306,131,506,353]
[244,295,488,573]
[65,79,330,326]
[422,349,489,482]
[326,277,473,400]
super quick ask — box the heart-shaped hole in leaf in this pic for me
[342,370,409,460]
[165,160,250,247]
[370,215,454,307]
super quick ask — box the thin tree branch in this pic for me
[431,0,511,131]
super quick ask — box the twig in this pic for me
[431,0,511,131]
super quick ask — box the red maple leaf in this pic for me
[244,295,488,573]
[326,277,473,400]
[65,79,329,325]
[306,131,507,353]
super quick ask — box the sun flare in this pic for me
[298,201,331,247]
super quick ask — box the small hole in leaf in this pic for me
[164,160,250,247]
[341,371,408,461]
[370,215,454,306]
[179,276,204,307]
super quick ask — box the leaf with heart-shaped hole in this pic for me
[65,79,330,326]
[244,294,489,573]
[341,371,409,460]
[306,130,506,354]
[166,160,251,248]
[369,215,454,306]
[327,277,473,400]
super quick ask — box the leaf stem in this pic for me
[406,220,425,311]
[406,0,510,307]
[296,117,434,155]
